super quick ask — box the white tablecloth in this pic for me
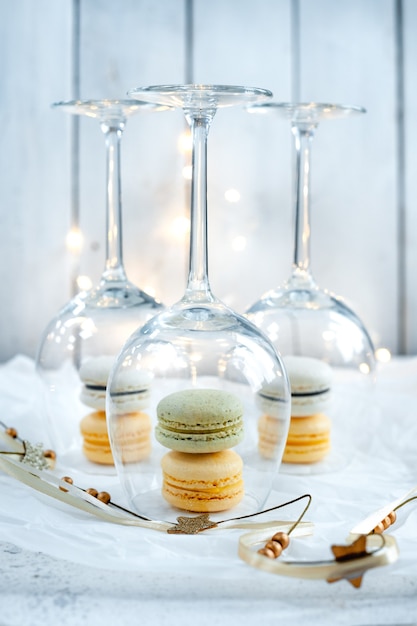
[0,355,417,625]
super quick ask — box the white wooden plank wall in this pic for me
[0,0,414,361]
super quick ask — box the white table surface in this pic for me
[1,538,416,626]
[0,356,417,626]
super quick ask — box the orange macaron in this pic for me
[281,356,333,464]
[161,449,244,513]
[80,410,152,465]
[257,413,288,459]
[282,412,331,464]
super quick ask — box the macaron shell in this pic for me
[79,356,115,385]
[80,410,152,465]
[256,389,289,418]
[80,410,108,437]
[290,390,332,417]
[161,449,244,512]
[257,414,287,459]
[79,356,115,411]
[156,389,244,453]
[284,356,333,417]
[113,412,152,463]
[80,411,113,464]
[109,370,151,414]
[282,413,331,464]
[82,440,113,465]
[80,387,107,411]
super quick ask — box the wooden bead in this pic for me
[260,547,276,559]
[373,521,385,534]
[96,491,111,504]
[59,476,73,492]
[265,541,283,558]
[388,510,397,525]
[5,427,18,438]
[272,531,290,549]
[86,488,98,497]
[382,515,392,529]
[43,449,56,469]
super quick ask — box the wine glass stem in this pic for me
[292,124,316,286]
[101,120,127,283]
[184,113,214,302]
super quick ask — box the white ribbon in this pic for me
[0,453,314,535]
[238,528,399,581]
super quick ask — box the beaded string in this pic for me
[257,492,417,563]
[219,493,312,528]
[371,495,417,535]
[58,475,154,522]
[256,494,312,559]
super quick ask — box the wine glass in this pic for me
[107,85,291,522]
[245,103,376,472]
[36,99,166,470]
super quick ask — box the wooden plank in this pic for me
[192,0,294,312]
[77,0,187,307]
[403,0,417,353]
[0,0,72,361]
[297,0,399,353]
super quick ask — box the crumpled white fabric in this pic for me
[0,355,417,577]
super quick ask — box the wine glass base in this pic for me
[53,99,168,119]
[128,84,272,111]
[248,101,366,124]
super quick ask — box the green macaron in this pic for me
[155,388,244,453]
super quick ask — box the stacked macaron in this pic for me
[156,389,245,513]
[79,356,152,465]
[282,356,333,464]
[257,383,289,459]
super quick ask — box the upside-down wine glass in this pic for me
[36,100,166,470]
[246,103,376,473]
[107,85,291,521]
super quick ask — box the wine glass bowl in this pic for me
[247,281,376,374]
[36,99,166,468]
[107,85,291,521]
[108,299,290,519]
[246,102,376,473]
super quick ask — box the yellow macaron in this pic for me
[161,449,244,512]
[257,414,288,459]
[80,410,152,465]
[282,413,331,464]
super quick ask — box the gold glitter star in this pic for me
[331,534,368,561]
[21,441,49,471]
[167,513,218,534]
[327,535,369,588]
